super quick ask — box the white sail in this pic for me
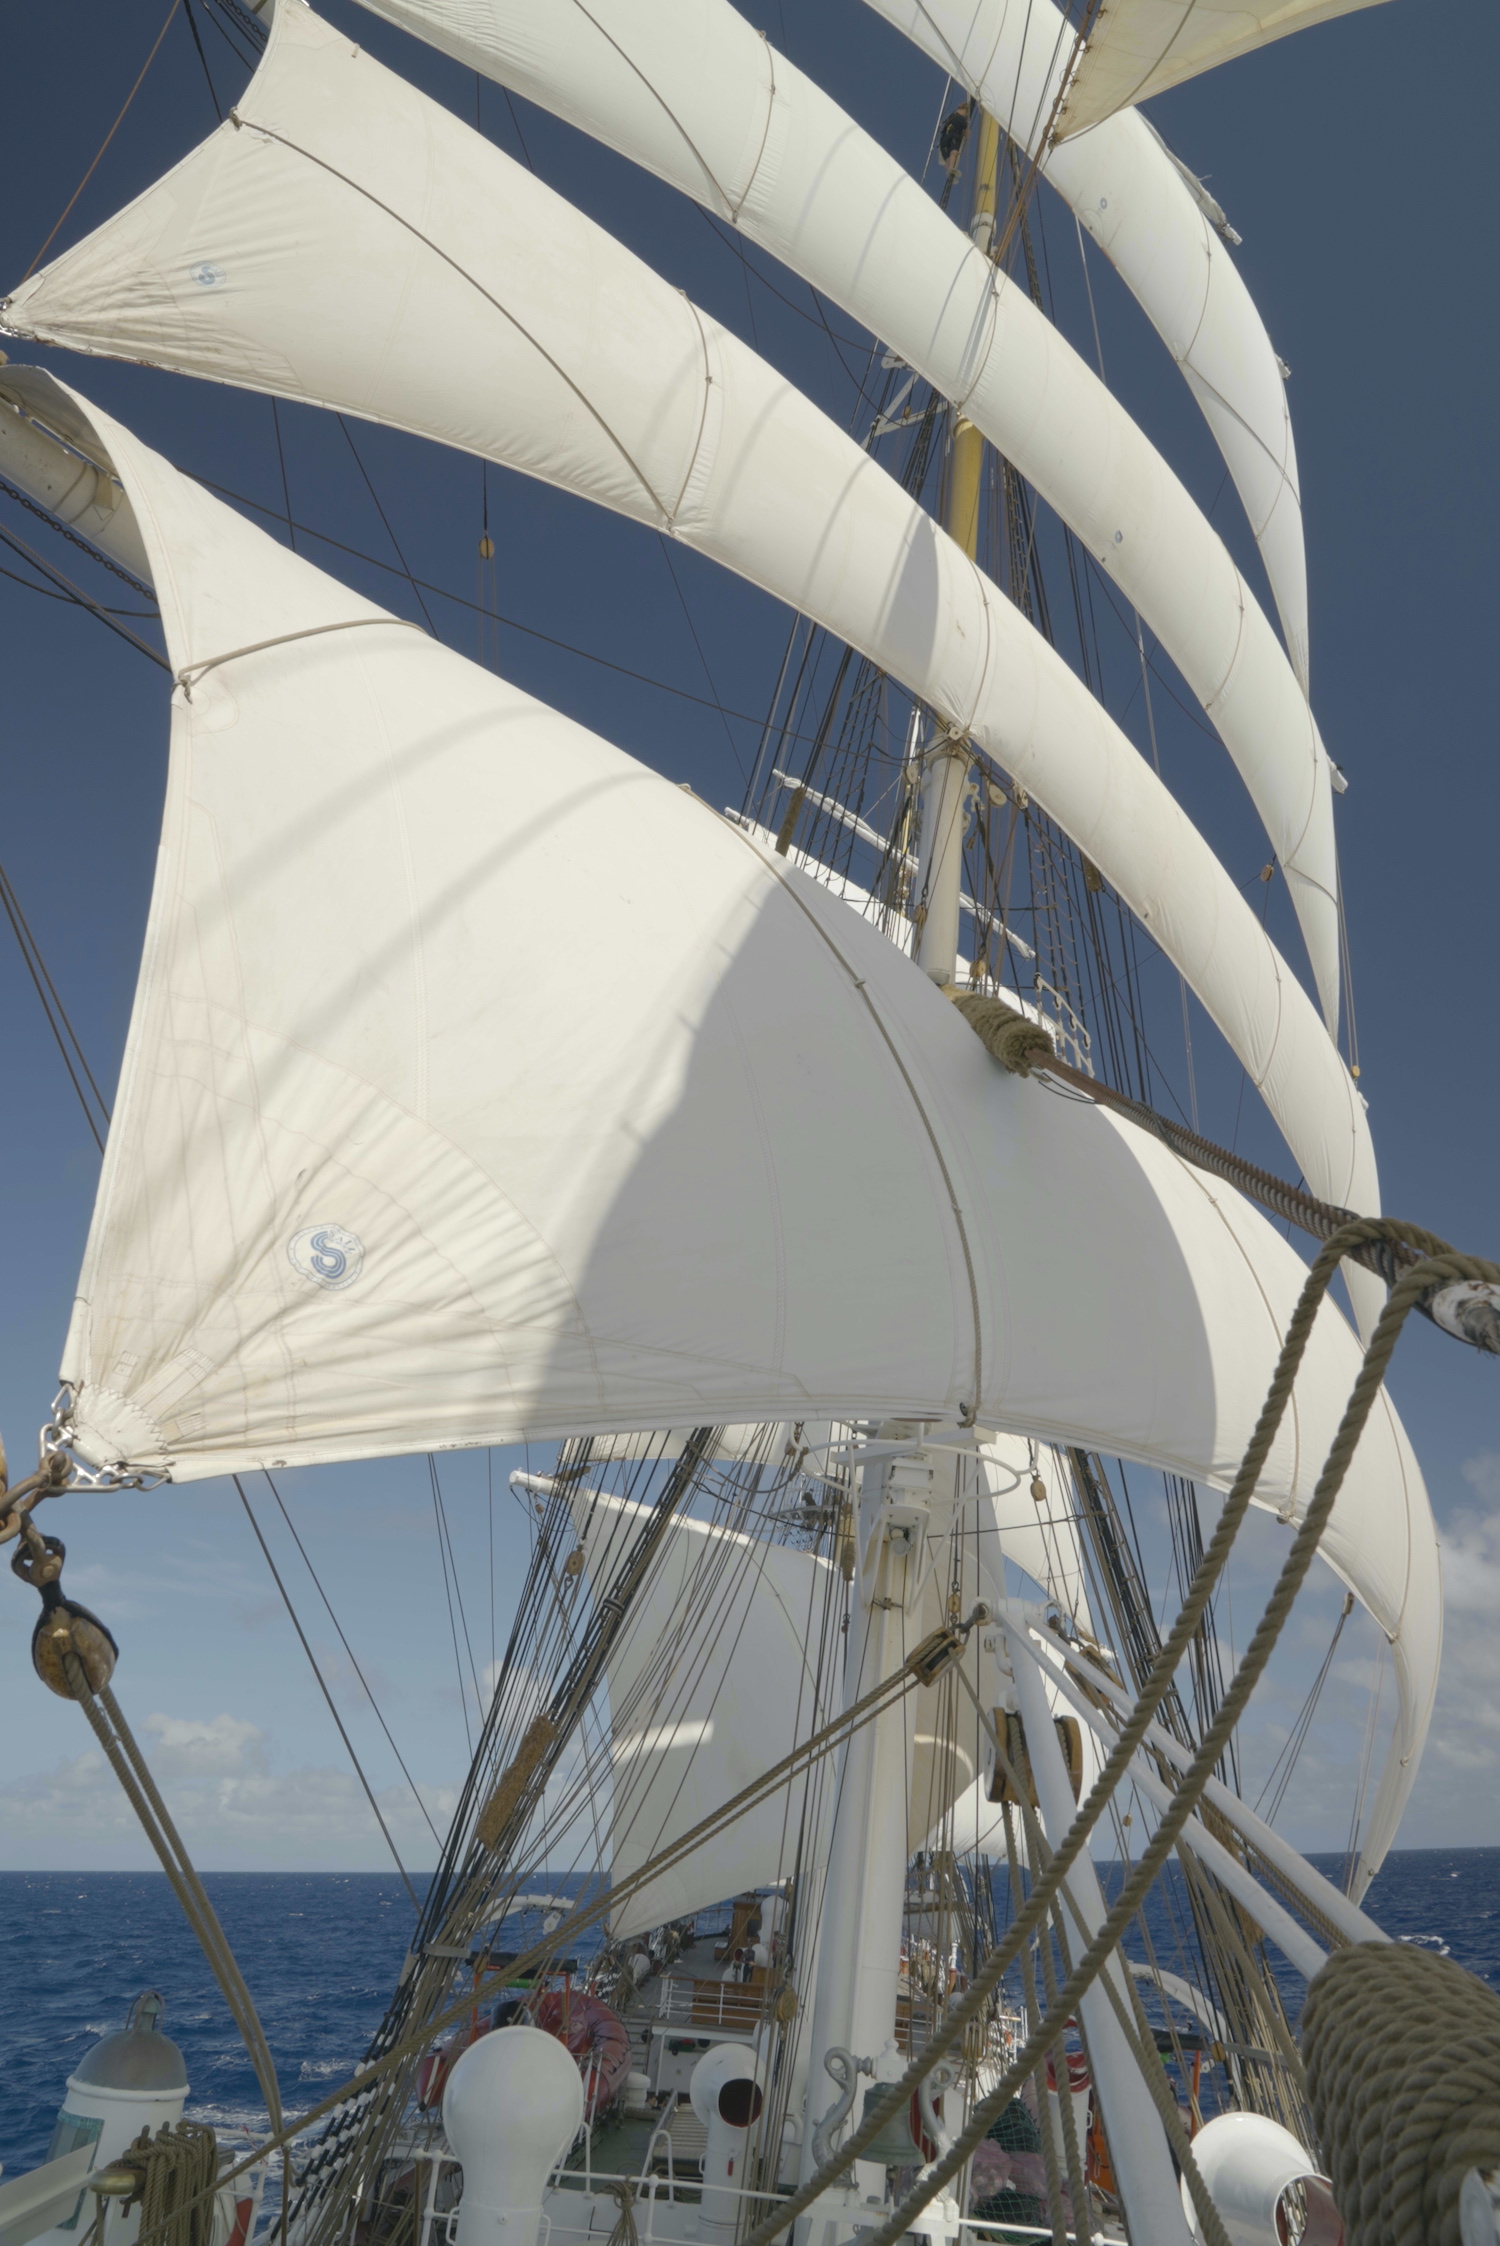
[564,1489,839,1939]
[340,0,1338,1020]
[862,0,1311,691]
[0,13,1375,1267]
[1054,0,1393,138]
[30,369,1436,1871]
[8,375,1355,1460]
[978,1433,1096,1635]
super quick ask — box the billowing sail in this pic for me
[1054,0,1393,138]
[978,1433,1095,1636]
[31,372,1436,1878]
[863,0,1311,690]
[343,0,1338,1020]
[8,356,1427,1881]
[0,11,1375,1265]
[564,1489,839,1939]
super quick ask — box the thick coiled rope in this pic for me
[123,2122,220,2246]
[1303,1942,1500,2246]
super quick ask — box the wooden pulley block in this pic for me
[985,1711,1085,1806]
[11,1529,119,1698]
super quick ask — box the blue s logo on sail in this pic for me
[288,1224,365,1292]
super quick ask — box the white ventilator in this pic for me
[689,2045,765,2242]
[443,2029,584,2246]
[0,18,1379,1290]
[862,0,1315,689]
[1,370,1434,1881]
[340,0,1340,1023]
[1181,2113,1340,2246]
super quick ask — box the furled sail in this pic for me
[26,370,1436,1874]
[862,0,1312,690]
[1053,0,1394,139]
[341,0,1338,1022]
[0,10,1375,1257]
[562,1488,839,1939]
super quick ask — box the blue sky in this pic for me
[1,0,1497,1877]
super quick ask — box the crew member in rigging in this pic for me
[939,98,974,178]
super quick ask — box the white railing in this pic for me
[652,1977,767,2029]
[541,2171,1115,2246]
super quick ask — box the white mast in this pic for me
[1002,1609,1196,2240]
[798,1440,958,2213]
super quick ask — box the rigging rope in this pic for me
[1303,1941,1500,2246]
[234,1477,422,1909]
[0,517,167,668]
[260,1472,441,1849]
[18,0,181,283]
[140,1616,966,2222]
[0,860,111,1151]
[13,1534,286,2138]
[49,1203,1487,2246]
[1256,1591,1354,1825]
[120,2123,220,2246]
[729,1222,1499,2246]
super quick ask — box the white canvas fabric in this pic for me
[344,0,1338,1023]
[0,11,1373,1260]
[862,0,1311,693]
[978,1433,1096,1636]
[3,368,1427,1863]
[26,371,1388,1480]
[22,374,1434,1869]
[566,1490,840,1938]
[1053,0,1393,137]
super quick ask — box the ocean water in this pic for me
[1,1851,1496,2182]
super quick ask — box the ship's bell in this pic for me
[856,2084,935,2167]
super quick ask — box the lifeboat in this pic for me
[531,1991,633,2119]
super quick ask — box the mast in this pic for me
[911,108,997,990]
[796,114,1007,2209]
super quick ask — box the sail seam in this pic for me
[721,815,984,1417]
[174,614,424,696]
[566,0,741,219]
[227,111,678,527]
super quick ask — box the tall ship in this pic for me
[1,3,1497,2245]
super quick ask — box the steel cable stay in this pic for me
[429,1454,482,1752]
[260,1470,443,1850]
[0,460,855,755]
[233,1476,423,1912]
[0,858,111,1152]
[1255,1590,1355,1827]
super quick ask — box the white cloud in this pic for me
[1385,1478,1500,1834]
[145,1712,267,1778]
[0,1708,459,1871]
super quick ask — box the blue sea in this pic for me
[2,1852,1497,2184]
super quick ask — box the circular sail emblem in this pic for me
[288,1224,365,1292]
